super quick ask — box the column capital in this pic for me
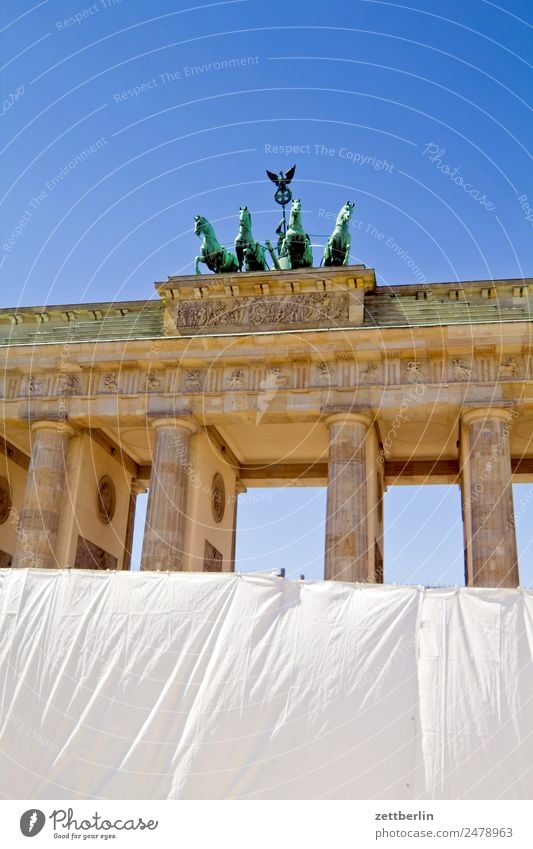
[30,419,76,437]
[461,406,516,427]
[235,478,247,495]
[131,478,148,496]
[324,411,372,429]
[150,415,197,434]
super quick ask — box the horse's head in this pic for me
[289,198,302,227]
[337,201,355,226]
[239,206,251,227]
[194,215,207,236]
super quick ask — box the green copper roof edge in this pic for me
[0,316,531,349]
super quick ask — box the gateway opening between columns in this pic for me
[134,407,522,587]
[0,412,524,587]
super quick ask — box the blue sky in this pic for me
[1,0,532,584]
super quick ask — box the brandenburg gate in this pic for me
[0,264,531,587]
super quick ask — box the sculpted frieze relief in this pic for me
[144,372,162,392]
[102,372,119,393]
[22,375,43,396]
[176,292,349,329]
[226,368,246,389]
[497,357,520,379]
[265,367,289,388]
[317,363,331,385]
[360,362,378,384]
[406,361,425,384]
[5,350,529,404]
[58,374,81,396]
[183,369,204,391]
[452,359,476,382]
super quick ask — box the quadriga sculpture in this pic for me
[234,206,268,272]
[278,199,313,270]
[194,215,239,275]
[322,201,355,266]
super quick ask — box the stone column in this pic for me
[12,420,75,569]
[141,417,196,571]
[229,478,246,572]
[460,408,518,587]
[324,412,374,583]
[123,479,147,571]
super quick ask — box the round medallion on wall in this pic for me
[211,473,225,523]
[0,477,12,524]
[97,476,116,524]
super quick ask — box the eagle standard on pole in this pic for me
[266,164,296,247]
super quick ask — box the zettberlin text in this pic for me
[375,811,434,821]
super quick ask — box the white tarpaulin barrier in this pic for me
[0,569,532,799]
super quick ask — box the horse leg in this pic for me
[246,243,268,272]
[322,238,331,266]
[303,236,313,268]
[257,243,268,271]
[235,237,245,271]
[223,249,239,273]
[343,234,351,265]
[195,256,203,275]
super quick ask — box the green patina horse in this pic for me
[234,207,268,272]
[278,199,313,270]
[194,215,239,275]
[322,201,355,266]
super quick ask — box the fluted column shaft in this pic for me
[141,417,196,571]
[12,420,75,569]
[324,412,372,582]
[461,408,518,587]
